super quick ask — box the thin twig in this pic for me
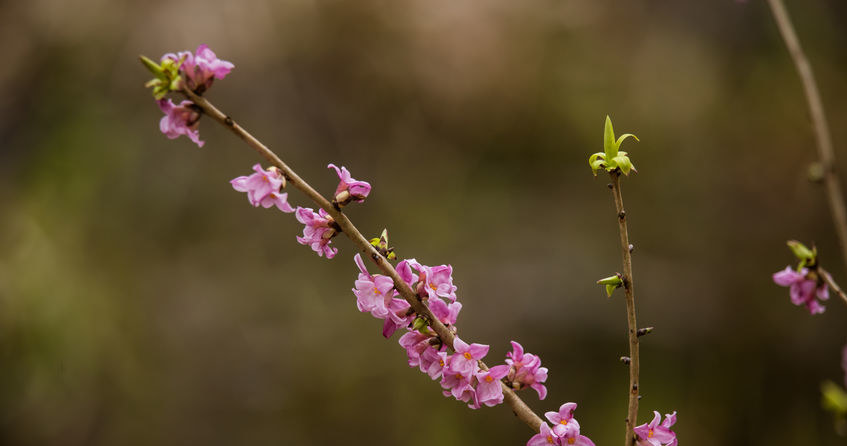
[819,267,847,307]
[609,172,640,446]
[181,88,545,431]
[767,0,847,275]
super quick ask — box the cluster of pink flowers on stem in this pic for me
[350,253,550,410]
[152,45,234,147]
[634,411,678,446]
[772,266,829,314]
[229,163,372,259]
[528,403,594,446]
[163,44,234,93]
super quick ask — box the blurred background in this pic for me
[2,0,847,444]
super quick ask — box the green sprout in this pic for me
[139,54,185,100]
[596,274,623,297]
[589,116,639,177]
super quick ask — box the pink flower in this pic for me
[507,341,549,400]
[773,266,829,314]
[352,254,395,318]
[157,99,203,147]
[449,337,489,377]
[422,264,458,302]
[429,298,462,326]
[230,164,294,212]
[295,207,338,258]
[546,402,580,437]
[164,44,234,93]
[328,164,371,206]
[475,365,509,407]
[440,364,478,408]
[399,331,430,368]
[381,297,412,338]
[634,411,677,446]
[527,421,595,446]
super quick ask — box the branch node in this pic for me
[620,356,631,365]
[618,210,626,220]
[224,116,234,127]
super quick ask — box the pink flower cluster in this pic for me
[772,266,829,314]
[230,164,294,212]
[230,164,373,259]
[154,45,233,147]
[350,254,547,409]
[295,208,339,258]
[527,403,595,446]
[635,411,678,446]
[507,340,549,399]
[163,44,234,93]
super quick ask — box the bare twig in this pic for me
[819,267,847,307]
[181,88,545,431]
[609,171,640,446]
[767,0,847,274]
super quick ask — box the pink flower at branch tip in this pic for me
[163,44,234,93]
[634,411,677,446]
[295,207,338,258]
[772,266,829,314]
[328,164,371,206]
[157,99,204,147]
[230,164,294,212]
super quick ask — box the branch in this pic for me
[767,0,847,274]
[609,172,640,446]
[180,88,545,431]
[819,267,847,307]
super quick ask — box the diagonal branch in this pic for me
[818,267,847,307]
[180,87,545,432]
[767,0,847,275]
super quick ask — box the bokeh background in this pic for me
[2,0,847,444]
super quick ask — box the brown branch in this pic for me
[767,0,847,274]
[609,172,640,446]
[181,88,545,432]
[818,267,847,307]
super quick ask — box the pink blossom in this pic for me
[772,266,829,314]
[449,337,489,377]
[545,402,580,437]
[399,331,430,368]
[421,349,449,380]
[634,411,677,446]
[157,99,204,147]
[475,365,509,407]
[507,341,549,400]
[328,164,372,206]
[381,297,412,338]
[440,364,478,408]
[422,264,458,302]
[429,298,462,326]
[527,422,595,446]
[230,164,294,212]
[164,44,234,92]
[352,254,395,318]
[295,207,338,258]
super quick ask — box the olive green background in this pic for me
[2,0,847,444]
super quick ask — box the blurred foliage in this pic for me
[2,0,847,445]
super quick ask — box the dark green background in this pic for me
[2,0,847,444]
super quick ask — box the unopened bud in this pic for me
[411,317,428,332]
[636,327,654,337]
